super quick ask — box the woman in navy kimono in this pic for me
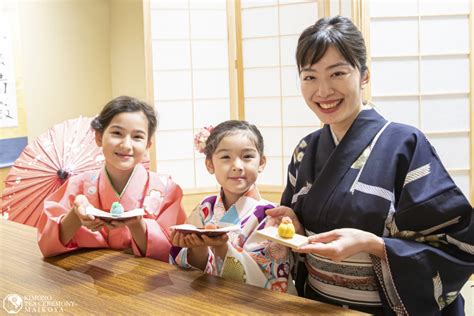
[266,16,474,315]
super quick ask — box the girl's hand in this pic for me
[171,224,229,270]
[184,233,229,248]
[265,206,304,235]
[170,231,229,248]
[170,223,229,248]
[294,228,385,261]
[114,216,147,256]
[105,216,143,230]
[170,230,207,248]
[73,195,105,232]
[170,229,188,248]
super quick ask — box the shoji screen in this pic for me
[368,0,472,200]
[240,0,320,188]
[150,0,230,190]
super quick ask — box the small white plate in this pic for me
[85,206,145,220]
[257,226,308,249]
[171,224,241,237]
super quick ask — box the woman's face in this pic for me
[300,46,368,135]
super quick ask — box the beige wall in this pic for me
[109,0,147,100]
[16,0,148,141]
[1,0,148,193]
[18,0,112,140]
[109,0,155,169]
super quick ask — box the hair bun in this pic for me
[90,117,103,130]
[194,126,214,154]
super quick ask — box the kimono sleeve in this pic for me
[133,177,186,262]
[37,175,108,257]
[281,162,295,207]
[218,205,293,293]
[372,131,474,315]
[169,202,214,271]
[281,139,305,207]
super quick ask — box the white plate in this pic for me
[85,206,145,220]
[257,226,308,249]
[171,224,241,237]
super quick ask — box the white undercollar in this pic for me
[330,126,340,146]
[330,104,372,146]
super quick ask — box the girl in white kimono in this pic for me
[170,120,293,293]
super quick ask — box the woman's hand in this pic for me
[72,195,105,232]
[294,228,385,261]
[265,206,304,235]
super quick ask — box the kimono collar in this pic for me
[300,109,387,230]
[329,127,340,146]
[98,164,148,211]
[329,104,373,146]
[215,185,262,226]
[216,184,261,208]
[104,165,137,198]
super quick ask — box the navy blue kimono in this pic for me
[281,108,474,315]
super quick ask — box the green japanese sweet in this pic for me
[110,202,124,217]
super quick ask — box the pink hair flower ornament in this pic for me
[194,126,214,154]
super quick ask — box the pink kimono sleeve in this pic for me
[37,176,108,257]
[130,179,186,261]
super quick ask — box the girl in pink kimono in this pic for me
[37,96,186,261]
[170,120,293,293]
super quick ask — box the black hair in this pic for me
[204,120,264,160]
[296,16,368,77]
[91,96,158,141]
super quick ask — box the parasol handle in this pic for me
[57,169,70,180]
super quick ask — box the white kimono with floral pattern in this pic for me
[170,186,293,293]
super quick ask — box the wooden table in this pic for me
[0,220,365,315]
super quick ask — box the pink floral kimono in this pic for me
[37,164,186,261]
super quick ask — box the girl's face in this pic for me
[95,111,150,181]
[300,46,368,134]
[206,133,265,207]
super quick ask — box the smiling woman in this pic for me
[299,45,368,141]
[264,16,474,315]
